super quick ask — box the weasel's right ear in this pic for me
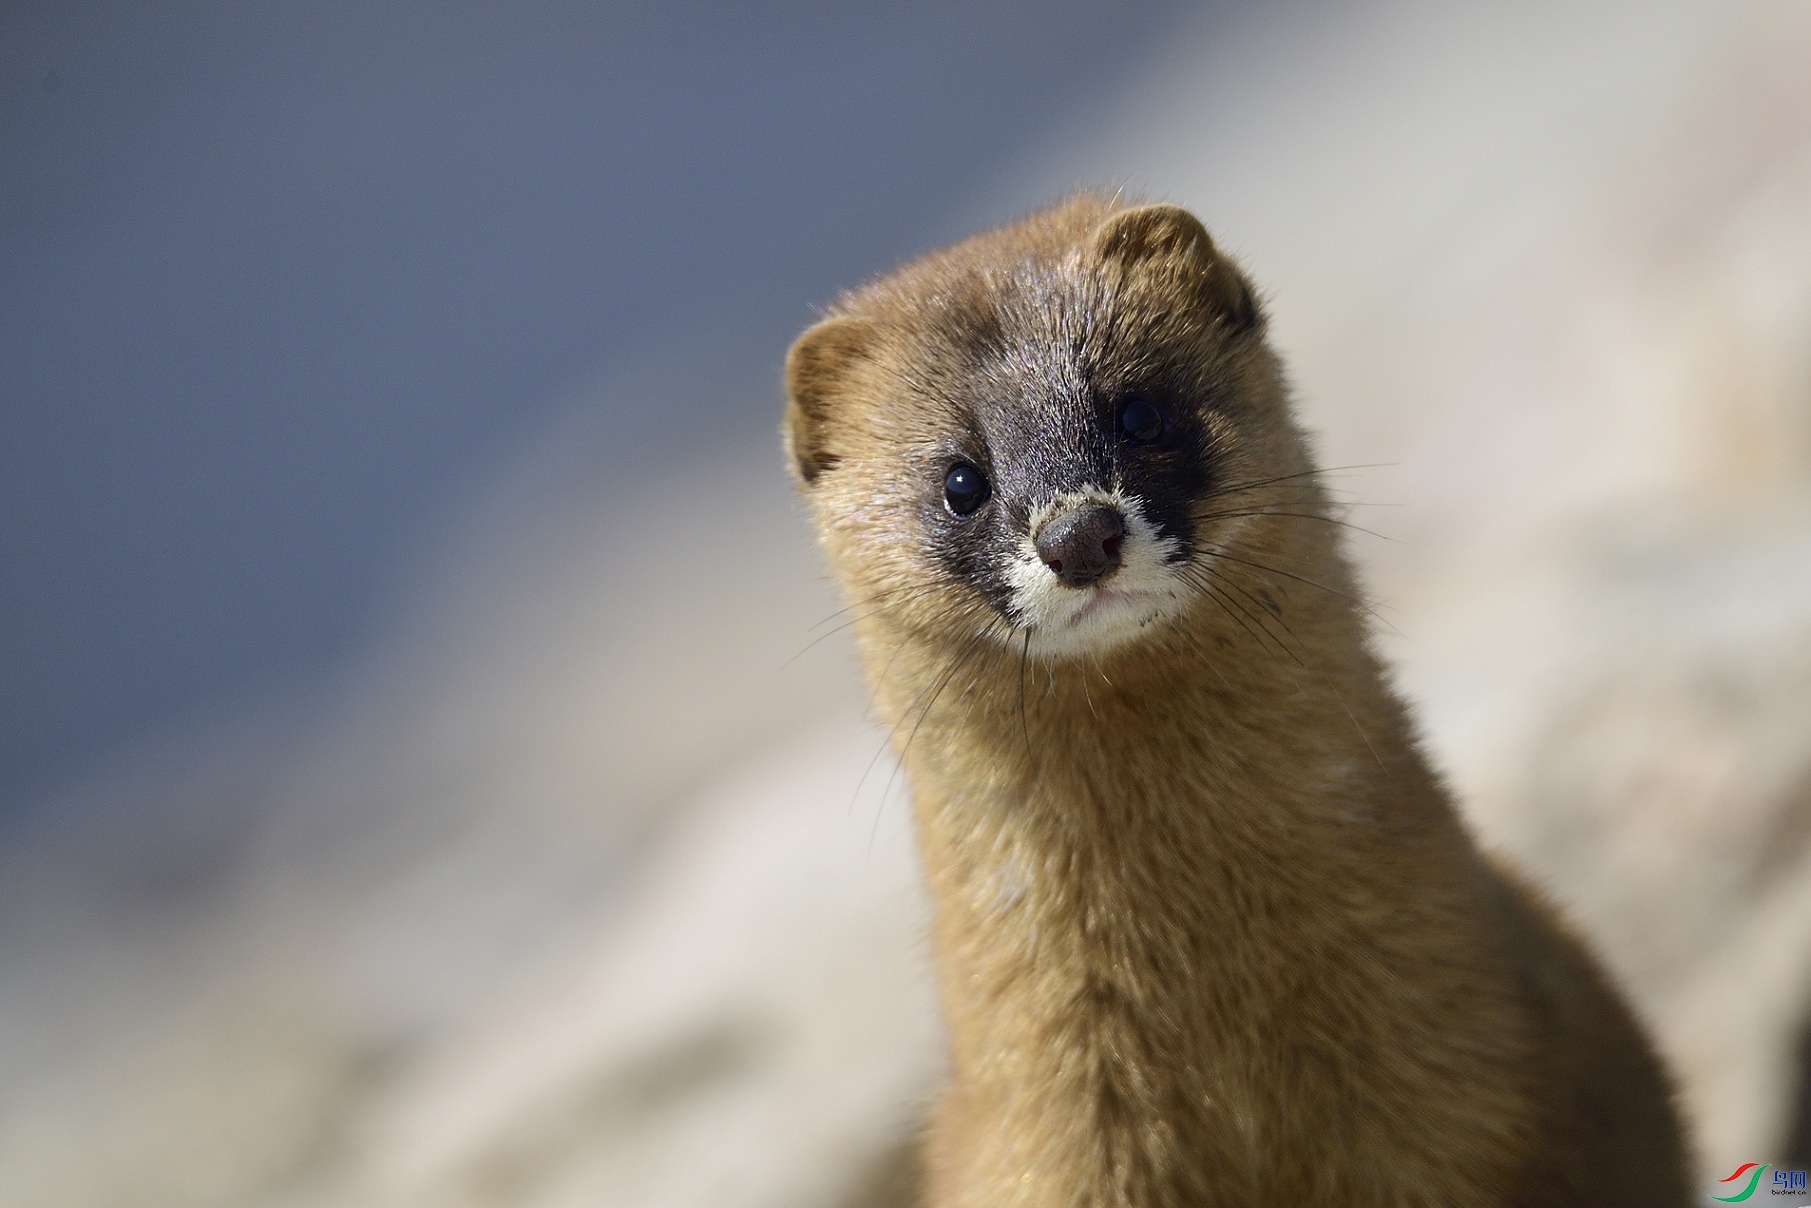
[784,316,873,486]
[1092,203,1260,335]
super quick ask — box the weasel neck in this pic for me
[881,612,1494,1205]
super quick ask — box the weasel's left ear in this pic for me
[784,315,874,486]
[1092,204,1260,334]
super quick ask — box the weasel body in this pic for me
[785,195,1690,1207]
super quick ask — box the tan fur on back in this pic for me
[784,194,1691,1206]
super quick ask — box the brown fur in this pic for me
[784,194,1691,1206]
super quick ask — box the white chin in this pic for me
[1025,587,1176,659]
[1002,489,1187,659]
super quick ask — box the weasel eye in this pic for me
[1118,397,1164,444]
[943,462,991,516]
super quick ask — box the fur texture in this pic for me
[784,194,1691,1206]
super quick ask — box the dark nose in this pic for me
[1035,504,1125,587]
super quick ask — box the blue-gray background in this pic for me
[0,0,1206,814]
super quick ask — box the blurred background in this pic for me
[3,1,1810,1203]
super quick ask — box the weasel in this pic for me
[784,194,1691,1207]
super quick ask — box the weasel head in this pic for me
[785,194,1317,663]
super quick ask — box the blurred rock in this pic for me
[305,722,938,1208]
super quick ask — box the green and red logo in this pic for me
[1717,1164,1769,1202]
[1713,1162,1810,1201]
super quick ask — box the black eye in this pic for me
[943,462,991,516]
[1118,397,1164,444]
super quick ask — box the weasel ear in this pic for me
[784,315,874,486]
[1092,203,1260,334]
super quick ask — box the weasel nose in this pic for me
[1035,504,1126,587]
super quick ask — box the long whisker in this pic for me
[785,584,950,669]
[1181,563,1387,770]
[1015,628,1042,778]
[1198,478,1398,509]
[864,596,970,713]
[806,581,949,632]
[1209,565,1310,664]
[903,622,999,763]
[1198,550,1342,609]
[948,620,1003,737]
[1191,508,1395,543]
[1179,565,1299,668]
[879,620,1002,821]
[1319,672,1386,771]
[1196,463,1395,504]
[852,606,994,816]
[1195,544,1401,636]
